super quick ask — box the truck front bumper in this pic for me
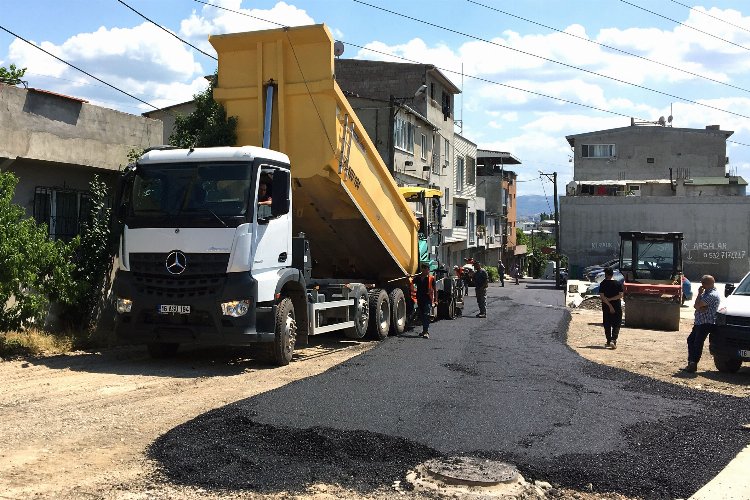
[710,323,750,361]
[113,270,275,346]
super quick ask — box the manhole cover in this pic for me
[423,456,519,486]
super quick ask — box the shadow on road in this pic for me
[23,333,367,378]
[149,405,441,494]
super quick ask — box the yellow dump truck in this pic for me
[113,24,459,364]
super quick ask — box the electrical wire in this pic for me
[620,0,750,52]
[192,0,286,28]
[667,0,750,36]
[353,0,750,121]
[115,0,217,60]
[0,24,161,111]
[538,174,553,215]
[467,0,750,95]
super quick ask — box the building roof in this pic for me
[566,124,734,146]
[335,59,461,94]
[28,87,88,103]
[142,99,196,117]
[684,176,747,186]
[476,149,522,165]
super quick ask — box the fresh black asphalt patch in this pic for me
[150,287,750,499]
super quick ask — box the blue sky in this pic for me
[3,0,750,195]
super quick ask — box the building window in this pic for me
[441,91,452,120]
[456,156,465,193]
[394,116,415,153]
[432,135,440,174]
[443,138,450,167]
[468,212,476,245]
[467,156,476,185]
[455,202,466,227]
[477,209,485,226]
[33,187,96,242]
[582,144,615,158]
[647,157,655,163]
[420,134,427,160]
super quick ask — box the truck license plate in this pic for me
[159,305,190,314]
[740,349,750,359]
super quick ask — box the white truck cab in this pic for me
[711,272,750,373]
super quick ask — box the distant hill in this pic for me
[516,195,558,219]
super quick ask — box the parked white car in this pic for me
[711,272,750,373]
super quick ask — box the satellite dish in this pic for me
[333,40,345,57]
[658,116,666,126]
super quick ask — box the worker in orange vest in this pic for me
[414,262,436,338]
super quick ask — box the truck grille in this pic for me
[129,253,230,299]
[141,309,213,327]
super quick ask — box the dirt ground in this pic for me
[1,302,747,500]
[567,300,750,399]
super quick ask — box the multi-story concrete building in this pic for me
[561,120,750,282]
[0,84,161,240]
[476,150,522,268]
[335,59,487,267]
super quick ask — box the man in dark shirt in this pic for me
[415,263,435,338]
[473,261,489,318]
[599,267,624,348]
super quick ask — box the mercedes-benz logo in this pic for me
[165,250,187,275]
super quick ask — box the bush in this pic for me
[486,266,499,283]
[0,171,77,331]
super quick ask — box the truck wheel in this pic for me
[272,297,297,366]
[713,355,742,373]
[367,289,391,340]
[345,284,369,339]
[388,288,406,336]
[147,342,179,358]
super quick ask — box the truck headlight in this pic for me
[116,298,132,314]
[221,299,250,317]
[715,310,727,326]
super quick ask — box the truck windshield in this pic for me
[633,241,676,280]
[734,273,750,295]
[130,162,253,224]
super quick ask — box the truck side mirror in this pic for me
[725,283,735,297]
[271,170,291,217]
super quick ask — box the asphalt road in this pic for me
[151,281,750,499]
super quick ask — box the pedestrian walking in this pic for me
[683,275,721,373]
[599,267,624,348]
[473,261,489,318]
[512,264,520,285]
[414,263,436,339]
[497,261,505,287]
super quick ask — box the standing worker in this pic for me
[683,275,720,373]
[415,263,436,339]
[599,267,624,348]
[473,261,489,318]
[497,260,506,287]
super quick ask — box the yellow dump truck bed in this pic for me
[210,24,418,282]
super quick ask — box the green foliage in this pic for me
[126,147,144,164]
[57,176,115,330]
[485,266,499,283]
[516,227,529,246]
[0,63,27,86]
[0,172,76,331]
[169,74,237,148]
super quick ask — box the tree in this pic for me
[0,172,76,331]
[0,64,27,86]
[169,74,237,148]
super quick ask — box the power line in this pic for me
[192,0,286,28]
[353,0,750,121]
[668,0,750,36]
[621,0,750,52]
[0,24,161,111]
[115,0,216,60]
[467,0,750,95]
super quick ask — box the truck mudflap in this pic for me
[113,270,275,346]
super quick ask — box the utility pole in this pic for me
[540,172,561,288]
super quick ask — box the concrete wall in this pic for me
[143,101,196,145]
[569,126,730,182]
[1,85,162,171]
[561,196,750,282]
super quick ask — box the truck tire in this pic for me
[367,289,391,340]
[147,342,179,359]
[272,297,297,366]
[388,288,406,336]
[713,355,742,373]
[345,284,369,339]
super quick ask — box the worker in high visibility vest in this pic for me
[414,262,436,338]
